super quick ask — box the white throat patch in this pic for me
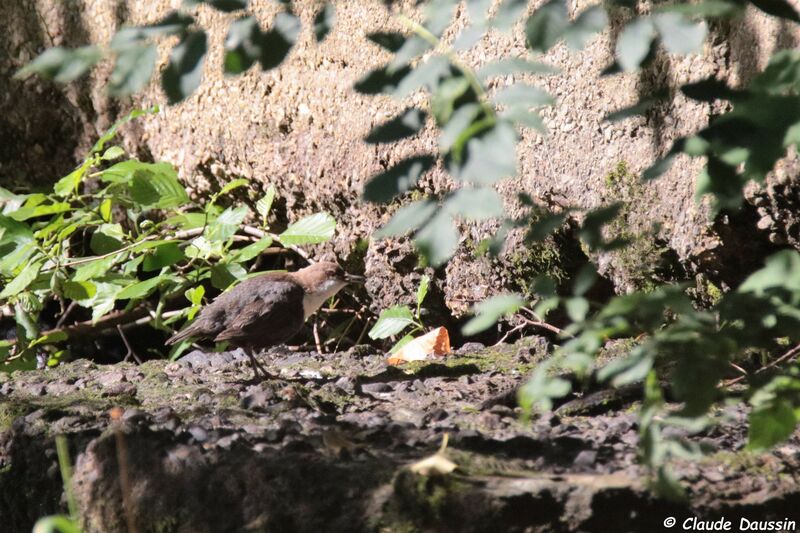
[302,279,347,319]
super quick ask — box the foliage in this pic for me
[0,109,336,369]
[369,275,430,353]
[16,0,800,498]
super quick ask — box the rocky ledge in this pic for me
[2,340,800,532]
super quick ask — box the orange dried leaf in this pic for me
[387,327,451,365]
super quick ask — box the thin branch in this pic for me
[242,225,314,263]
[725,343,800,387]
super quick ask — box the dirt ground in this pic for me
[2,338,800,532]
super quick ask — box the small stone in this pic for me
[361,382,393,394]
[574,450,597,468]
[187,425,209,442]
[101,382,137,397]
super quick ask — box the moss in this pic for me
[148,516,180,533]
[0,402,30,433]
[603,161,675,292]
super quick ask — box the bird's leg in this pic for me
[244,346,276,381]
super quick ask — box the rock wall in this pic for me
[2,0,799,316]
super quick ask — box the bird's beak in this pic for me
[344,273,365,285]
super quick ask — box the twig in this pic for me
[117,325,143,364]
[725,343,800,387]
[518,316,568,336]
[242,225,314,263]
[55,301,78,329]
[313,320,324,354]
[493,323,526,346]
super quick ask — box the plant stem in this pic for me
[396,14,495,119]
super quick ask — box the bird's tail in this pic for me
[166,324,198,345]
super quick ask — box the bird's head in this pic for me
[293,261,364,317]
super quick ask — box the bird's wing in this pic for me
[213,281,305,347]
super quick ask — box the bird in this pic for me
[166,261,363,379]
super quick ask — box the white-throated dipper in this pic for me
[166,261,363,379]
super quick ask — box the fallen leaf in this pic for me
[409,453,458,476]
[409,433,457,476]
[387,326,451,365]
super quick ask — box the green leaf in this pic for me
[375,200,438,238]
[565,296,590,322]
[493,0,528,31]
[54,160,92,197]
[29,330,69,348]
[389,36,431,72]
[224,16,263,74]
[518,363,571,412]
[368,305,416,339]
[476,58,560,80]
[390,334,416,354]
[616,17,655,72]
[439,103,484,153]
[525,0,569,53]
[365,108,427,144]
[0,260,43,299]
[424,0,459,36]
[431,76,471,124]
[452,25,486,51]
[233,236,273,262]
[564,5,608,50]
[394,56,449,98]
[16,46,103,83]
[117,276,165,300]
[454,122,518,184]
[462,293,525,335]
[76,281,123,323]
[414,211,459,267]
[206,206,248,242]
[493,84,554,108]
[186,285,205,305]
[467,0,492,23]
[747,400,797,451]
[314,2,336,43]
[162,31,207,103]
[72,255,120,282]
[127,162,189,209]
[363,156,436,203]
[739,250,800,294]
[7,202,72,221]
[279,212,336,246]
[500,107,547,133]
[210,262,247,290]
[259,12,300,70]
[101,146,126,161]
[444,187,504,220]
[108,43,157,96]
[111,12,194,47]
[143,242,185,271]
[256,185,276,224]
[33,515,83,533]
[90,224,125,255]
[217,178,249,197]
[92,107,158,154]
[416,275,430,314]
[652,13,706,55]
[62,280,97,300]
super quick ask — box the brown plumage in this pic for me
[167,262,362,379]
